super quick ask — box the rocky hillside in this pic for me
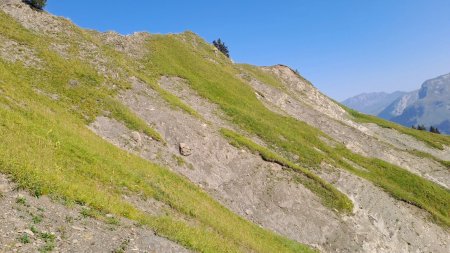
[0,1,449,252]
[342,91,406,115]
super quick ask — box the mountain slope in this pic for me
[342,91,406,115]
[377,90,419,119]
[389,73,450,134]
[0,1,449,252]
[345,73,450,134]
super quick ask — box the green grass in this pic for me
[221,128,353,213]
[344,106,450,150]
[144,33,450,228]
[408,149,450,169]
[0,11,163,143]
[137,75,203,119]
[18,234,31,244]
[0,10,315,253]
[105,97,163,142]
[238,64,285,90]
[335,148,450,227]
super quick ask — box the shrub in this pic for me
[212,38,230,58]
[430,126,441,134]
[24,0,47,10]
[417,124,427,131]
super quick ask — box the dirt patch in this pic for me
[0,35,43,68]
[98,31,151,60]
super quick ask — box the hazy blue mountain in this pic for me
[377,90,419,119]
[342,73,450,134]
[387,73,450,134]
[342,91,407,115]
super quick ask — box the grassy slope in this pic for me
[238,64,285,90]
[0,12,163,142]
[145,33,450,227]
[0,11,315,253]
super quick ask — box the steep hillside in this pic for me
[0,1,449,252]
[342,91,406,115]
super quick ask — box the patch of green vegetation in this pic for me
[138,75,203,119]
[106,216,121,226]
[0,12,315,253]
[18,234,31,244]
[145,34,450,228]
[221,128,353,213]
[408,149,450,169]
[334,147,450,226]
[238,64,285,90]
[26,225,56,253]
[30,226,39,234]
[105,97,163,142]
[172,154,186,166]
[16,196,27,206]
[442,160,450,169]
[113,239,130,253]
[38,232,56,253]
[344,106,450,150]
[80,208,100,219]
[32,214,43,224]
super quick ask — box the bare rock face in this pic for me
[179,143,192,156]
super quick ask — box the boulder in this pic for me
[179,143,192,156]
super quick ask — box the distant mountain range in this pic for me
[342,73,450,134]
[342,91,407,115]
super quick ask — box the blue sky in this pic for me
[47,0,450,101]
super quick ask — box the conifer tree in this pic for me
[429,126,441,134]
[417,124,426,131]
[24,0,47,10]
[212,38,230,58]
